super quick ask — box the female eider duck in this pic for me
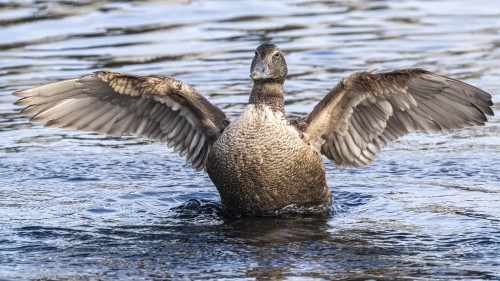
[14,43,494,216]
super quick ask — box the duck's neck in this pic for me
[249,80,285,114]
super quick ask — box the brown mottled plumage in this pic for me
[13,43,494,216]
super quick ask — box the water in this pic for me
[1,0,499,279]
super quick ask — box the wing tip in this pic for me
[13,97,27,106]
[12,89,31,98]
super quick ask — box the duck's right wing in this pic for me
[13,70,230,170]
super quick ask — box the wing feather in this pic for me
[13,71,229,170]
[296,68,493,167]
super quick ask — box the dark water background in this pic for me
[0,0,499,280]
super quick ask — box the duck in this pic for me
[13,43,494,216]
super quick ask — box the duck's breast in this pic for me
[214,104,304,162]
[206,105,330,215]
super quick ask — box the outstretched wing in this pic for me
[13,71,229,170]
[295,68,494,167]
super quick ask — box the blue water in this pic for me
[0,0,499,279]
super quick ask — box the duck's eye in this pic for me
[274,52,281,57]
[254,51,258,56]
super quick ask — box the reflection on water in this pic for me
[0,0,499,280]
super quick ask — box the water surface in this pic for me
[0,0,499,280]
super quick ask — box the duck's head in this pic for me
[250,43,288,82]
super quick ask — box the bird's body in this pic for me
[207,104,330,215]
[13,43,494,216]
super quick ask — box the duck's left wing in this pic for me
[294,68,494,167]
[13,71,229,170]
